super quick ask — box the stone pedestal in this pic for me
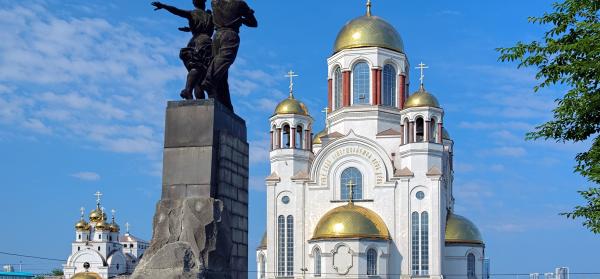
[132,100,248,279]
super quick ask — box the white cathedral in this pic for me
[256,3,488,279]
[62,192,149,279]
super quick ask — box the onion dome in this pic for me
[109,222,120,233]
[312,203,390,240]
[404,84,440,109]
[445,213,484,245]
[312,129,327,145]
[274,96,309,116]
[95,219,108,231]
[75,220,90,231]
[72,272,102,279]
[89,208,106,223]
[333,2,404,54]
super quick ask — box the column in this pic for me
[399,74,406,109]
[305,130,310,150]
[291,127,296,149]
[270,130,274,151]
[343,71,351,107]
[276,128,282,149]
[327,78,333,112]
[376,69,382,105]
[437,123,443,144]
[400,124,404,145]
[425,120,431,142]
[408,121,414,143]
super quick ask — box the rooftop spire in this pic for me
[285,70,299,98]
[415,62,429,87]
[80,207,85,220]
[94,191,103,209]
[111,209,116,223]
[321,107,330,132]
[366,0,372,16]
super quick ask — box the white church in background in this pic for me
[63,192,149,279]
[256,2,488,279]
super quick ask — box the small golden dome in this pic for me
[274,97,309,116]
[445,213,484,245]
[312,129,327,145]
[75,220,90,231]
[95,220,108,231]
[404,85,440,108]
[109,222,120,233]
[312,203,390,240]
[333,15,404,54]
[72,272,103,279]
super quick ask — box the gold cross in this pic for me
[366,0,372,16]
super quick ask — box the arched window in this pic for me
[352,62,370,105]
[341,167,363,200]
[416,117,425,142]
[411,212,419,275]
[468,253,476,279]
[296,125,303,149]
[286,215,294,276]
[421,212,429,275]
[334,67,343,110]
[367,248,377,275]
[382,64,397,107]
[277,215,285,276]
[259,253,266,279]
[314,247,322,277]
[282,124,291,148]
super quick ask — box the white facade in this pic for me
[63,194,148,279]
[258,5,487,279]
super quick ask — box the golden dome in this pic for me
[89,208,106,223]
[313,129,327,145]
[445,213,484,245]
[333,15,404,54]
[109,222,120,233]
[404,85,440,108]
[72,272,102,279]
[274,97,309,116]
[75,220,90,231]
[95,220,108,231]
[312,203,390,240]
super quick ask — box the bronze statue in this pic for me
[201,0,258,111]
[152,0,214,100]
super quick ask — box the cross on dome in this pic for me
[80,207,85,219]
[322,107,330,131]
[125,222,130,233]
[366,0,372,16]
[416,62,429,86]
[285,70,299,97]
[94,191,103,206]
[111,209,116,220]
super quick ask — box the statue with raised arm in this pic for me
[201,0,258,111]
[152,0,214,100]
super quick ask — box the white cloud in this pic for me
[23,118,52,135]
[486,146,527,157]
[71,171,101,181]
[489,164,505,172]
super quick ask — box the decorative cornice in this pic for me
[291,170,310,181]
[265,172,280,183]
[426,166,442,176]
[394,167,414,177]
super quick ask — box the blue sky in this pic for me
[0,0,598,277]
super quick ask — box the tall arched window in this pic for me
[382,64,397,107]
[411,212,419,275]
[277,215,285,276]
[334,67,343,110]
[286,215,294,276]
[416,117,425,142]
[468,253,476,279]
[367,248,378,275]
[352,62,370,105]
[314,247,322,277]
[282,124,291,148]
[341,167,362,200]
[421,212,429,275]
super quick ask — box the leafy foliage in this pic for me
[51,269,64,276]
[497,0,600,232]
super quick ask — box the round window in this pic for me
[281,196,290,204]
[416,191,425,200]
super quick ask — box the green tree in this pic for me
[51,269,64,276]
[497,0,600,233]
